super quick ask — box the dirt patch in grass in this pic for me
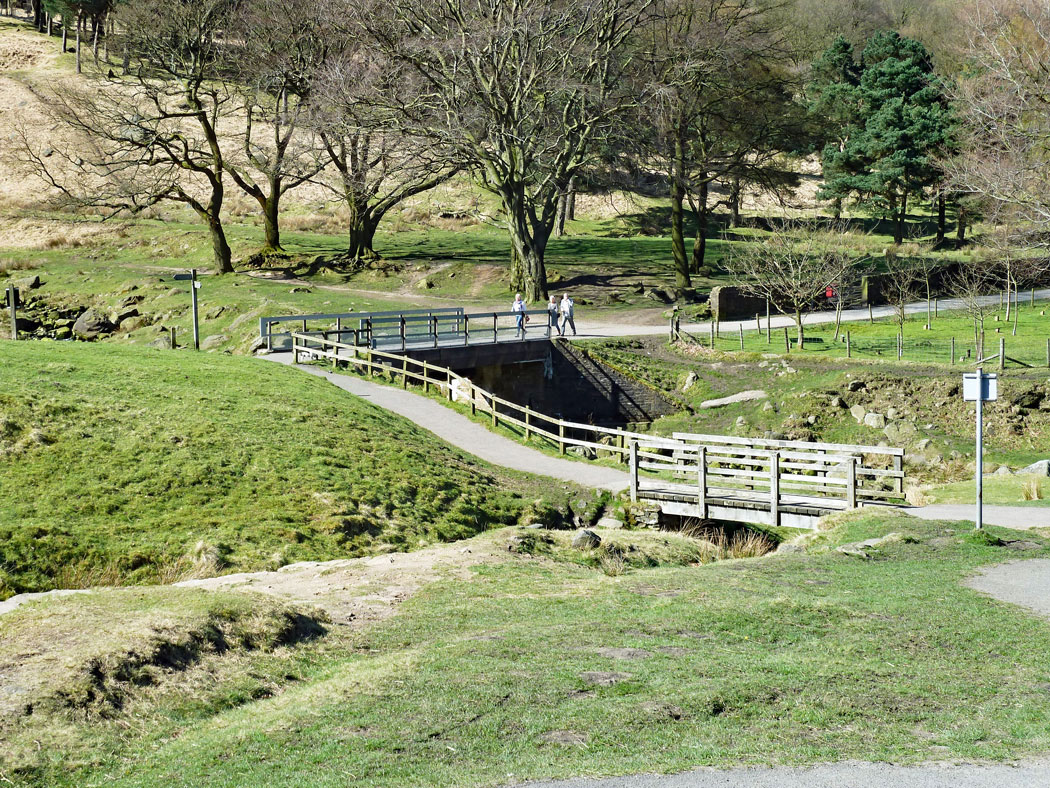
[0,216,120,250]
[176,537,507,627]
[0,25,53,72]
[0,587,326,724]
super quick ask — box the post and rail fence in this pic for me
[290,331,907,527]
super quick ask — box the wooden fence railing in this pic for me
[291,332,907,514]
[629,435,904,525]
[291,332,648,459]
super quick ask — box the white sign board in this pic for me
[963,372,998,402]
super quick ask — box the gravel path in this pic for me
[905,505,1050,530]
[263,355,630,492]
[517,759,1050,788]
[967,558,1050,618]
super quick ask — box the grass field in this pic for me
[0,341,588,597]
[7,511,1050,786]
[696,298,1050,369]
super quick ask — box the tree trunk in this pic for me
[61,22,66,53]
[347,213,381,261]
[262,195,282,253]
[565,177,576,221]
[833,197,842,221]
[690,180,709,274]
[894,191,907,245]
[553,192,566,238]
[795,310,804,349]
[503,189,551,302]
[936,193,946,244]
[207,215,233,274]
[956,206,966,242]
[75,17,81,74]
[729,176,741,228]
[669,137,691,289]
[92,16,99,64]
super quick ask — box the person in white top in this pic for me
[559,294,576,336]
[512,293,527,337]
[547,295,561,335]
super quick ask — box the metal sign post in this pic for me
[963,369,998,530]
[173,270,201,351]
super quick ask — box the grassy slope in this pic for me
[17,512,1050,787]
[0,341,579,596]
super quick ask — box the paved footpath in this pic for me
[906,505,1050,530]
[574,288,1050,342]
[518,759,1050,788]
[264,354,630,492]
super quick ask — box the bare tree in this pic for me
[20,0,239,273]
[949,259,996,356]
[367,0,650,301]
[311,45,460,263]
[951,0,1050,250]
[723,219,853,348]
[881,251,923,335]
[222,0,332,255]
[633,0,805,288]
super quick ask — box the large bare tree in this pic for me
[368,0,650,301]
[633,0,805,289]
[223,0,331,255]
[21,0,239,273]
[311,45,460,262]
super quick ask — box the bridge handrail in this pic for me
[289,332,907,515]
[260,308,465,349]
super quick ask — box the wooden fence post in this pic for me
[629,441,639,503]
[492,397,498,429]
[1046,338,1049,369]
[524,407,532,441]
[470,383,477,416]
[999,337,1005,370]
[697,446,707,519]
[846,457,857,509]
[783,327,790,353]
[422,360,429,393]
[897,333,902,360]
[846,331,851,359]
[770,452,780,526]
[559,423,566,455]
[766,300,771,343]
[738,324,744,350]
[893,454,903,494]
[951,336,955,366]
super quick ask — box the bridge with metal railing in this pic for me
[283,326,908,529]
[261,307,561,353]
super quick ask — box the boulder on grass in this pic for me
[571,529,602,550]
[72,308,113,340]
[1020,460,1050,476]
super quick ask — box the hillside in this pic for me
[0,341,585,597]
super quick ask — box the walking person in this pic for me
[559,293,576,336]
[512,292,527,338]
[547,294,561,336]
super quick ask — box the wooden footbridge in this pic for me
[275,311,907,530]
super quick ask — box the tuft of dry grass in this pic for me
[0,257,39,274]
[676,521,775,560]
[905,485,932,507]
[1022,478,1042,501]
